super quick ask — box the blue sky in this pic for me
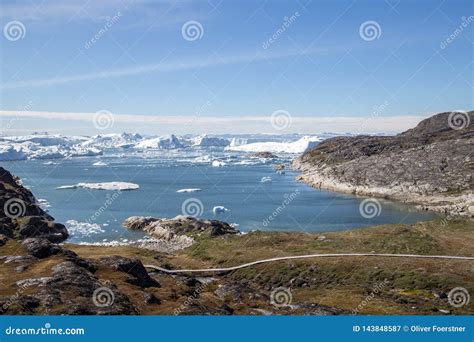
[0,0,473,134]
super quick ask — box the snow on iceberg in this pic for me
[225,136,322,154]
[82,133,142,149]
[192,134,230,147]
[213,206,229,214]
[57,182,139,191]
[211,160,226,167]
[0,145,27,161]
[134,134,183,149]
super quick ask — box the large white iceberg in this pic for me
[57,182,139,191]
[0,145,27,161]
[134,134,183,149]
[225,136,322,154]
[192,134,230,147]
[81,133,142,149]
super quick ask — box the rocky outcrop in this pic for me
[123,216,238,250]
[293,111,474,216]
[0,167,68,242]
[250,152,278,159]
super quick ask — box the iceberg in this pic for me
[134,134,183,149]
[176,188,202,193]
[57,182,139,191]
[0,145,27,161]
[211,160,226,167]
[213,206,229,214]
[81,133,142,149]
[225,136,322,154]
[93,161,108,166]
[192,134,230,147]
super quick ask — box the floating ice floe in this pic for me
[261,177,272,183]
[176,188,202,193]
[37,199,51,210]
[213,206,229,214]
[211,160,226,167]
[57,182,139,191]
[65,220,105,237]
[92,161,108,166]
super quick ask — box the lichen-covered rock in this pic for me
[293,111,474,216]
[96,256,160,288]
[123,216,238,249]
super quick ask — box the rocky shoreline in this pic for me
[1,165,473,315]
[292,111,474,217]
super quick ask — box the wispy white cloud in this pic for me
[0,110,427,135]
[1,46,345,90]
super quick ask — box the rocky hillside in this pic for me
[0,167,68,242]
[293,111,474,216]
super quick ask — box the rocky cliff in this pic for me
[293,111,474,216]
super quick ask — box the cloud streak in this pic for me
[1,46,346,90]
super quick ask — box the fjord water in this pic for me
[3,152,436,244]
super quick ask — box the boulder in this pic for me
[97,256,160,288]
